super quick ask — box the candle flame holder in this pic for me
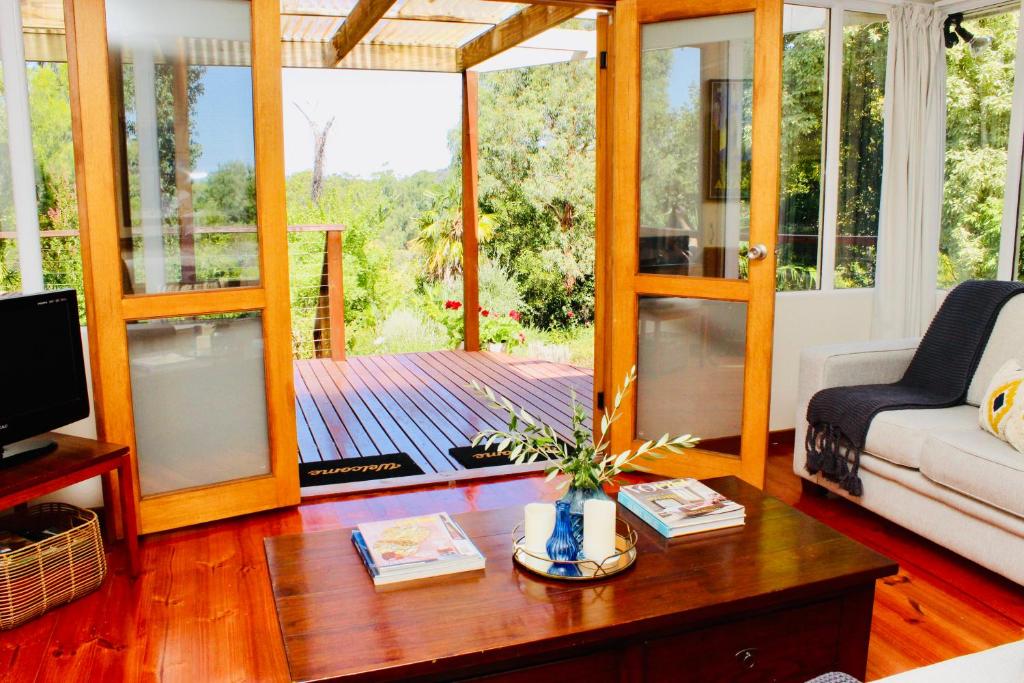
[511,519,638,581]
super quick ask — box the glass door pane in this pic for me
[127,312,270,495]
[639,14,754,278]
[636,296,746,455]
[106,0,259,295]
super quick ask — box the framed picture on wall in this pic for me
[706,79,752,201]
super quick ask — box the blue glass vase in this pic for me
[545,500,581,578]
[560,484,613,550]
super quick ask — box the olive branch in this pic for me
[470,366,699,489]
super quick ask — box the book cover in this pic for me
[356,512,482,572]
[618,478,743,529]
[618,494,745,538]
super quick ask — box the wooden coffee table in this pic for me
[264,477,896,682]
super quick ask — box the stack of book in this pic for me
[351,512,485,586]
[618,478,745,537]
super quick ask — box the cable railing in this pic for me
[0,224,346,360]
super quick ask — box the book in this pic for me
[618,479,745,538]
[351,512,485,585]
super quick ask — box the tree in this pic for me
[476,59,597,328]
[941,11,1019,286]
[414,177,495,283]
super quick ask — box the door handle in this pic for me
[746,244,769,261]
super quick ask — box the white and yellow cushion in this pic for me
[979,359,1024,454]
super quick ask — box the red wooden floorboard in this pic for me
[294,351,595,475]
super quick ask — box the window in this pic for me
[941,10,1019,287]
[107,0,259,295]
[0,60,17,291]
[0,1,84,320]
[778,6,828,291]
[835,12,887,289]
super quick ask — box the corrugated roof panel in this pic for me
[281,13,343,41]
[280,0,357,16]
[396,0,522,24]
[371,19,484,48]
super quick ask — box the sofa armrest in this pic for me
[793,338,919,474]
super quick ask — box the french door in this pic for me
[603,0,782,487]
[65,0,298,533]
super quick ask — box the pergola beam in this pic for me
[330,0,398,66]
[457,4,582,71]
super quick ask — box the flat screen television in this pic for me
[0,289,89,463]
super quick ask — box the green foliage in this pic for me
[479,310,525,348]
[779,27,826,290]
[477,61,596,328]
[941,11,1019,288]
[414,177,495,283]
[194,162,256,226]
[835,19,888,289]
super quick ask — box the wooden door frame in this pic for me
[607,0,782,488]
[65,0,299,534]
[593,11,613,432]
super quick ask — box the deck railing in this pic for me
[0,224,346,360]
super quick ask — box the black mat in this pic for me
[299,453,424,487]
[449,444,552,470]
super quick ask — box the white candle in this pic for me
[524,502,556,555]
[583,499,617,562]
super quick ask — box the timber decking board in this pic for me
[355,355,471,447]
[293,365,344,461]
[293,351,595,475]
[418,351,579,435]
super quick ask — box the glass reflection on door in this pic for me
[640,14,754,279]
[636,297,746,455]
[106,0,259,295]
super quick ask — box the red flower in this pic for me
[508,310,521,322]
[481,309,490,317]
[444,300,462,310]
[567,311,575,319]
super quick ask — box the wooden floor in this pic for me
[0,439,1021,682]
[294,350,593,474]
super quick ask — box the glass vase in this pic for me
[545,499,581,577]
[560,484,612,549]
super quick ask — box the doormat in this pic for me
[299,453,424,487]
[449,444,553,470]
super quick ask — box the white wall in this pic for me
[769,288,875,431]
[35,327,104,508]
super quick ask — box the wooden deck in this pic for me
[294,350,593,478]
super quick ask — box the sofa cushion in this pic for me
[979,359,1024,453]
[864,405,978,469]
[967,295,1024,406]
[920,429,1024,518]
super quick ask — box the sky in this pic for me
[191,67,461,179]
[281,69,462,178]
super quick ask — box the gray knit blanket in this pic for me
[805,279,1024,496]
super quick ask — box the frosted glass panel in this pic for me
[127,312,270,495]
[640,14,754,278]
[636,297,746,455]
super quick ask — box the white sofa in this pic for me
[794,297,1024,585]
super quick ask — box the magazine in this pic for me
[352,512,485,585]
[618,479,744,538]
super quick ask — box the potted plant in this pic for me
[471,366,698,542]
[478,309,526,353]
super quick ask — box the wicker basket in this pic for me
[0,503,107,630]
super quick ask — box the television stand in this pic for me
[0,438,58,466]
[0,432,140,577]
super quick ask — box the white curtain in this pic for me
[871,4,947,339]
